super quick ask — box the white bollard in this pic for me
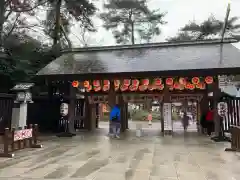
[136,123,143,137]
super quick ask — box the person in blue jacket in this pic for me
[109,104,121,138]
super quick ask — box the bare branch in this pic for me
[4,13,21,40]
[60,24,72,48]
[4,10,12,21]
[7,0,49,13]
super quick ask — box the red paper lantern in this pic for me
[166,78,173,86]
[173,83,180,89]
[123,79,131,86]
[142,79,149,86]
[102,85,109,91]
[156,84,164,90]
[132,79,140,86]
[103,80,110,86]
[179,77,187,85]
[154,78,162,86]
[196,83,201,89]
[205,76,213,84]
[192,77,200,85]
[114,80,120,86]
[93,80,100,87]
[188,84,195,90]
[94,86,101,92]
[139,85,147,91]
[185,83,191,89]
[129,85,137,91]
[120,85,128,91]
[83,81,90,88]
[86,85,92,92]
[148,85,155,91]
[179,84,184,90]
[72,81,79,87]
[196,83,206,89]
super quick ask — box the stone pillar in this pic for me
[11,103,28,129]
[11,88,33,129]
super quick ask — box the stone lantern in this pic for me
[11,83,34,129]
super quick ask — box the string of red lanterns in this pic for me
[71,76,214,92]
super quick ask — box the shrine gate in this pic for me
[35,39,240,136]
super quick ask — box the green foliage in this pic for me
[166,32,195,42]
[1,33,52,82]
[100,0,166,44]
[129,109,161,121]
[39,0,97,47]
[168,15,240,42]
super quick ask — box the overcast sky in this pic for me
[66,0,240,48]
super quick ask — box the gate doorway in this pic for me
[171,101,198,134]
[170,94,202,135]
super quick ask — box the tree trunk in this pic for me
[53,0,62,45]
[131,22,135,45]
[68,85,75,134]
[129,9,134,45]
[0,1,5,47]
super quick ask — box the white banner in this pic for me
[163,103,172,131]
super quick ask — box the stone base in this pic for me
[164,130,172,135]
[225,148,236,152]
[211,135,231,142]
[56,132,76,137]
[0,152,15,158]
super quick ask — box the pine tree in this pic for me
[100,0,167,44]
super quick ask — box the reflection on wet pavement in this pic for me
[0,128,240,180]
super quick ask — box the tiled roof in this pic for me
[37,39,240,76]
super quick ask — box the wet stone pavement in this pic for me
[0,130,240,180]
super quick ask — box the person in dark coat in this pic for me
[205,108,214,136]
[109,104,121,138]
[182,112,189,132]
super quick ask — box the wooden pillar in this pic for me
[119,95,126,132]
[213,82,221,136]
[96,103,99,128]
[90,104,96,131]
[57,82,76,137]
[125,102,129,129]
[68,85,76,134]
[108,80,116,133]
[160,101,164,133]
[200,93,208,118]
[84,96,91,131]
[108,80,116,108]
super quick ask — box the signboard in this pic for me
[60,103,68,116]
[14,129,33,141]
[217,102,228,117]
[218,75,234,90]
[163,103,172,131]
